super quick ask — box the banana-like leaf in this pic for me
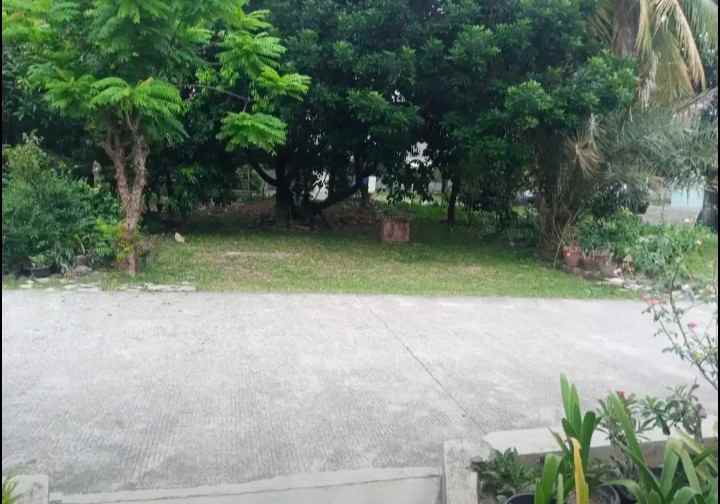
[660,440,681,497]
[572,439,590,504]
[671,440,702,493]
[671,487,702,504]
[535,454,562,504]
[610,480,649,504]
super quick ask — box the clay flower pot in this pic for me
[563,245,583,268]
[584,249,614,272]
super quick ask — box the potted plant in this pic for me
[583,248,614,271]
[563,242,584,268]
[504,378,621,504]
[503,450,620,504]
[605,393,718,504]
[552,376,620,504]
[506,454,563,504]
[474,449,540,503]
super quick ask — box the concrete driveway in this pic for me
[2,291,717,494]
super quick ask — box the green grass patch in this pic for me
[6,207,715,299]
[686,234,719,282]
[97,209,632,299]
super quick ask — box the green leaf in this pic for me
[660,441,681,498]
[219,112,287,153]
[671,440,702,493]
[535,455,562,504]
[610,480,649,504]
[671,487,702,504]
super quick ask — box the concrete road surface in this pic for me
[2,291,717,494]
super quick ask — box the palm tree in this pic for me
[595,0,718,104]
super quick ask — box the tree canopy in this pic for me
[2,0,717,261]
[2,0,309,272]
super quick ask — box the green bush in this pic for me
[577,209,644,258]
[576,210,712,278]
[2,135,122,273]
[590,182,651,219]
[631,224,713,278]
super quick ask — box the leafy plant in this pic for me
[474,449,540,503]
[576,210,713,278]
[606,393,715,504]
[598,391,659,480]
[1,477,18,504]
[577,210,644,258]
[554,376,601,478]
[594,0,718,105]
[2,136,121,273]
[535,454,564,504]
[590,182,651,220]
[641,385,709,442]
[631,225,714,279]
[572,439,591,504]
[647,268,718,392]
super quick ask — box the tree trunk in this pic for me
[698,185,718,232]
[102,128,150,276]
[274,157,293,226]
[360,183,370,208]
[613,0,640,58]
[447,176,461,226]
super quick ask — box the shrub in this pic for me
[590,181,651,219]
[2,135,122,273]
[576,209,644,258]
[646,278,718,393]
[472,449,540,503]
[631,224,713,278]
[576,210,712,278]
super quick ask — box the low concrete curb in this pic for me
[444,416,718,504]
[51,467,442,504]
[442,439,490,504]
[480,416,718,467]
[11,475,49,504]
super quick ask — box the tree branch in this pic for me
[196,84,251,106]
[249,160,279,186]
[309,164,377,212]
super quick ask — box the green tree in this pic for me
[414,0,634,226]
[2,0,309,273]
[595,0,718,104]
[243,0,426,223]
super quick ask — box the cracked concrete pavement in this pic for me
[2,291,717,494]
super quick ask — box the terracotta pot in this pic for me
[584,250,613,271]
[563,247,583,268]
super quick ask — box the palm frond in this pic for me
[636,0,654,58]
[682,0,718,49]
[655,0,707,87]
[653,29,695,102]
[566,115,604,177]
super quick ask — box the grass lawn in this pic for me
[92,205,636,299]
[5,204,715,298]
